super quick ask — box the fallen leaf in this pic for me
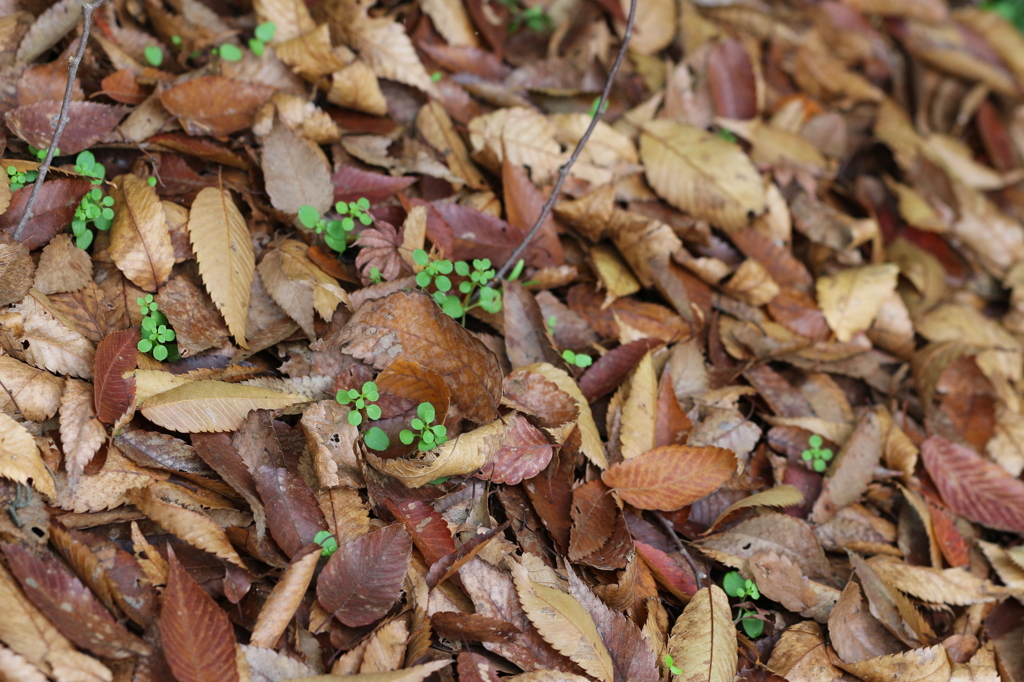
[262,118,333,216]
[139,380,307,433]
[160,76,275,137]
[33,233,91,295]
[249,548,319,648]
[58,379,105,485]
[7,289,95,379]
[108,174,173,292]
[666,586,737,682]
[816,264,899,343]
[0,354,64,422]
[0,412,55,498]
[129,486,246,568]
[602,445,736,511]
[92,327,139,424]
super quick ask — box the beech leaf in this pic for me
[139,380,308,433]
[601,445,736,511]
[666,586,737,682]
[92,327,139,424]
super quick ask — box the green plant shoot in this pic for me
[313,530,338,557]
[400,402,448,452]
[801,434,833,473]
[336,381,381,426]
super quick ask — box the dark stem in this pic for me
[12,0,109,238]
[490,0,639,284]
[653,511,709,590]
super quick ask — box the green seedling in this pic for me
[136,296,178,362]
[249,21,276,56]
[431,71,443,82]
[428,477,450,485]
[144,45,163,67]
[507,258,525,281]
[313,530,338,557]
[147,176,157,187]
[364,426,390,451]
[7,165,37,191]
[984,0,1024,32]
[69,151,114,249]
[400,402,447,452]
[171,35,182,46]
[369,267,384,285]
[499,0,553,33]
[29,145,58,160]
[723,571,764,638]
[664,654,682,675]
[74,150,106,184]
[562,349,593,368]
[717,128,738,144]
[588,96,608,119]
[413,250,502,322]
[217,44,243,61]
[801,434,833,473]
[298,198,371,254]
[336,381,382,426]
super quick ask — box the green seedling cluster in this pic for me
[7,165,37,190]
[413,249,502,322]
[136,295,178,362]
[400,402,448,452]
[723,571,764,638]
[562,349,593,368]
[144,45,163,67]
[801,434,833,473]
[663,654,682,676]
[368,267,384,285]
[249,22,276,56]
[498,0,553,33]
[71,151,114,250]
[313,530,338,557]
[298,198,372,254]
[336,381,382,426]
[29,145,57,160]
[984,0,1024,32]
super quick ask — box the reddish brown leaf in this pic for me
[457,650,501,682]
[433,612,521,644]
[374,358,451,423]
[578,509,632,571]
[502,280,564,369]
[569,479,618,562]
[317,523,412,627]
[99,69,149,105]
[332,165,417,204]
[92,327,139,424]
[160,548,240,682]
[602,445,737,511]
[656,364,691,447]
[708,39,757,119]
[929,500,970,568]
[477,413,553,484]
[160,76,275,137]
[384,497,456,567]
[114,424,208,473]
[502,157,564,269]
[503,369,579,428]
[2,543,150,659]
[921,436,1024,533]
[634,541,700,601]
[4,101,128,155]
[422,200,521,264]
[0,177,93,250]
[425,522,508,589]
[255,466,328,558]
[579,338,664,403]
[523,448,575,553]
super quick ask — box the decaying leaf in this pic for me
[666,586,737,682]
[139,380,307,433]
[602,445,736,511]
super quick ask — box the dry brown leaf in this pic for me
[258,239,339,341]
[0,237,35,307]
[349,15,437,94]
[838,645,951,682]
[262,117,333,216]
[108,174,173,292]
[706,485,805,533]
[620,351,657,460]
[7,289,95,379]
[510,559,614,682]
[139,380,308,433]
[469,107,566,185]
[767,621,843,682]
[0,412,56,498]
[253,0,315,42]
[249,549,319,648]
[417,101,487,190]
[522,363,606,468]
[816,264,899,343]
[275,24,346,80]
[129,486,246,568]
[33,233,91,295]
[640,120,765,231]
[58,379,105,486]
[866,556,1008,605]
[327,60,388,116]
[421,0,479,46]
[0,354,64,422]
[666,586,737,682]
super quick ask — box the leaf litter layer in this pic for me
[1,0,1024,679]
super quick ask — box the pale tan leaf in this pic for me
[258,239,338,340]
[109,174,173,292]
[866,556,1009,605]
[318,486,372,544]
[816,264,899,343]
[522,363,606,468]
[139,380,308,433]
[58,379,105,486]
[302,400,363,489]
[749,551,819,613]
[350,16,437,95]
[0,354,64,422]
[505,674,591,682]
[510,561,615,682]
[915,302,1022,386]
[250,550,319,648]
[417,101,487,190]
[33,234,91,295]
[718,118,827,174]
[129,486,246,568]
[838,645,951,682]
[706,486,805,533]
[188,187,255,348]
[0,644,47,682]
[242,645,316,681]
[262,118,334,216]
[421,0,479,46]
[591,244,641,301]
[53,446,163,513]
[275,24,346,80]
[620,352,657,460]
[327,61,387,117]
[469,107,566,185]
[133,370,190,404]
[8,290,95,379]
[0,236,35,307]
[253,0,315,42]
[302,660,450,681]
[767,621,844,682]
[640,120,765,231]
[16,0,86,63]
[617,0,674,54]
[366,414,512,488]
[0,412,55,498]
[810,409,883,524]
[666,586,737,682]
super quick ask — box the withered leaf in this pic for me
[109,174,173,292]
[58,379,105,485]
[262,117,333,216]
[602,445,736,511]
[0,236,34,306]
[160,75,275,137]
[254,466,327,558]
[0,177,92,250]
[666,586,737,682]
[477,413,552,485]
[92,327,139,424]
[0,354,64,422]
[4,101,128,155]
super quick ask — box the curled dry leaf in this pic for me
[7,289,95,379]
[139,380,308,433]
[666,586,737,682]
[602,445,736,511]
[257,238,339,341]
[521,363,605,468]
[706,485,805,533]
[33,233,91,295]
[816,264,899,343]
[0,354,64,422]
[838,645,951,682]
[58,379,105,486]
[477,413,552,485]
[249,548,319,648]
[0,412,56,499]
[188,187,254,348]
[0,237,35,306]
[108,174,173,293]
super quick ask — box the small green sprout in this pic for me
[336,381,382,426]
[431,71,443,82]
[504,1,552,33]
[427,477,450,485]
[562,349,593,368]
[801,434,833,473]
[400,402,447,452]
[29,145,58,160]
[298,198,372,254]
[144,45,163,67]
[507,258,525,281]
[218,44,243,61]
[664,654,682,675]
[74,150,106,184]
[249,21,276,56]
[588,96,608,119]
[136,296,178,362]
[412,250,502,322]
[71,188,114,249]
[369,267,384,285]
[723,571,764,638]
[364,426,390,451]
[7,165,37,191]
[147,176,157,187]
[313,530,338,557]
[171,35,182,46]
[717,128,738,144]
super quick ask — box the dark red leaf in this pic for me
[523,447,574,553]
[384,497,456,567]
[477,413,553,485]
[708,40,757,119]
[578,338,664,403]
[502,157,564,269]
[93,327,139,424]
[332,165,417,204]
[317,524,412,627]
[634,540,699,601]
[425,522,507,589]
[160,548,240,682]
[254,466,328,558]
[160,76,274,137]
[4,101,129,155]
[0,177,93,250]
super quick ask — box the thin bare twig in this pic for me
[12,0,109,238]
[490,0,639,283]
[653,511,710,590]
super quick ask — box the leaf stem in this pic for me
[12,0,109,241]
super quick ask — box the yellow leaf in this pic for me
[522,363,606,468]
[140,380,307,433]
[58,379,106,486]
[706,485,805,533]
[420,0,479,47]
[365,414,512,488]
[620,351,656,460]
[109,174,173,292]
[666,586,737,682]
[133,370,190,404]
[815,263,899,342]
[0,412,55,498]
[188,188,255,348]
[640,120,765,231]
[510,561,615,682]
[129,486,246,568]
[590,244,641,302]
